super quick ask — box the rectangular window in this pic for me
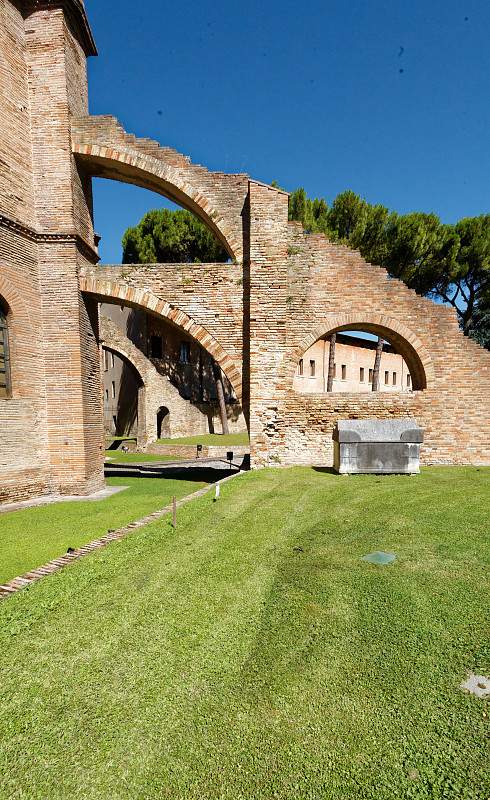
[407,374,411,388]
[111,381,115,399]
[309,359,316,377]
[0,322,9,398]
[298,358,304,376]
[369,368,373,383]
[180,341,191,364]
[341,364,347,380]
[150,335,163,359]
[384,370,389,385]
[392,371,397,386]
[105,388,108,401]
[103,350,108,372]
[360,367,365,382]
[110,352,115,369]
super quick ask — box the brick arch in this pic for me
[100,337,146,389]
[102,344,144,386]
[0,276,33,332]
[80,275,243,400]
[73,142,241,261]
[291,312,435,391]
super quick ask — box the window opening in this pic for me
[180,341,191,364]
[0,305,11,399]
[150,335,163,359]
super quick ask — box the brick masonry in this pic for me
[1,0,490,505]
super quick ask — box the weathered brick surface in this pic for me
[0,0,102,503]
[1,0,490,506]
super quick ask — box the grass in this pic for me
[156,431,249,446]
[0,466,488,799]
[0,476,207,585]
[104,451,186,463]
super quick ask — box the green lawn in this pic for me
[0,467,488,799]
[0,476,207,585]
[157,431,249,446]
[105,451,186,463]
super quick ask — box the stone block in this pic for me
[333,419,424,474]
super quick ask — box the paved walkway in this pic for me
[0,485,128,515]
[0,471,242,601]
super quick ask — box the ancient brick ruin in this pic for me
[1,0,490,503]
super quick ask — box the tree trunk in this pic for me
[213,362,229,435]
[372,336,384,391]
[326,333,336,392]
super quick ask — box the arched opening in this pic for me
[157,406,170,439]
[0,299,11,399]
[72,118,245,262]
[91,180,229,266]
[81,277,243,402]
[102,346,143,437]
[293,319,429,394]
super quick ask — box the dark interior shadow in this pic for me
[105,465,240,483]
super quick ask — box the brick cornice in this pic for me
[23,0,97,56]
[0,213,100,263]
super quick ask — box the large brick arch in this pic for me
[71,117,248,261]
[80,275,243,400]
[290,312,436,391]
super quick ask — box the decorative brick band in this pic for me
[0,472,242,601]
[80,274,243,400]
[0,213,99,264]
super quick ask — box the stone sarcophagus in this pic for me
[333,419,424,474]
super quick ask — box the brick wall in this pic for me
[0,0,103,503]
[1,0,490,507]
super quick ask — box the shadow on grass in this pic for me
[311,466,338,475]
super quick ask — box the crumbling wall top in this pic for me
[23,0,97,56]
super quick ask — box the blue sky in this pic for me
[85,0,490,264]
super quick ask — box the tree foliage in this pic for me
[288,187,490,347]
[122,209,228,264]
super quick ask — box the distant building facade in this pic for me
[294,333,412,394]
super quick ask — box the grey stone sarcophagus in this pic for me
[333,419,424,474]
